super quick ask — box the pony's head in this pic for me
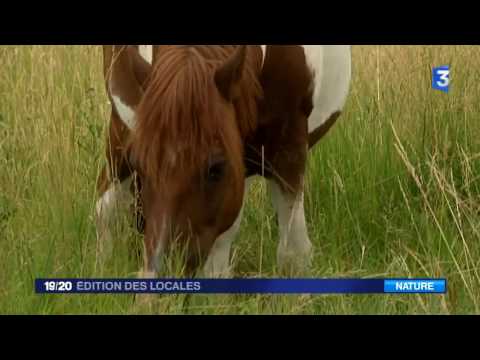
[107,45,262,273]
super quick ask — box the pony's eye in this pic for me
[207,160,226,183]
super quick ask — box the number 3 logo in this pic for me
[436,69,450,87]
[433,66,450,93]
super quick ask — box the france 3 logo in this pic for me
[432,66,450,93]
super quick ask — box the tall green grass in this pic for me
[0,46,479,314]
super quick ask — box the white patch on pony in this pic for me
[269,179,312,272]
[260,45,267,67]
[111,95,136,130]
[202,177,254,278]
[96,176,134,261]
[301,45,352,134]
[139,45,153,64]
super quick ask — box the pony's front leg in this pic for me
[201,217,241,278]
[202,178,253,278]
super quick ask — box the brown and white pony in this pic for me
[96,45,351,278]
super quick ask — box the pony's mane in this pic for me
[130,45,263,188]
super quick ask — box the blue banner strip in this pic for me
[35,279,447,295]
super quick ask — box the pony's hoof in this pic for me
[277,246,313,277]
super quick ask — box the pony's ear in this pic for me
[105,45,152,129]
[214,46,247,102]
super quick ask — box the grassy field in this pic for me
[0,45,479,314]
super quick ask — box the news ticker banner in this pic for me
[35,278,447,295]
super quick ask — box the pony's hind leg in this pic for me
[95,166,134,268]
[95,107,136,269]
